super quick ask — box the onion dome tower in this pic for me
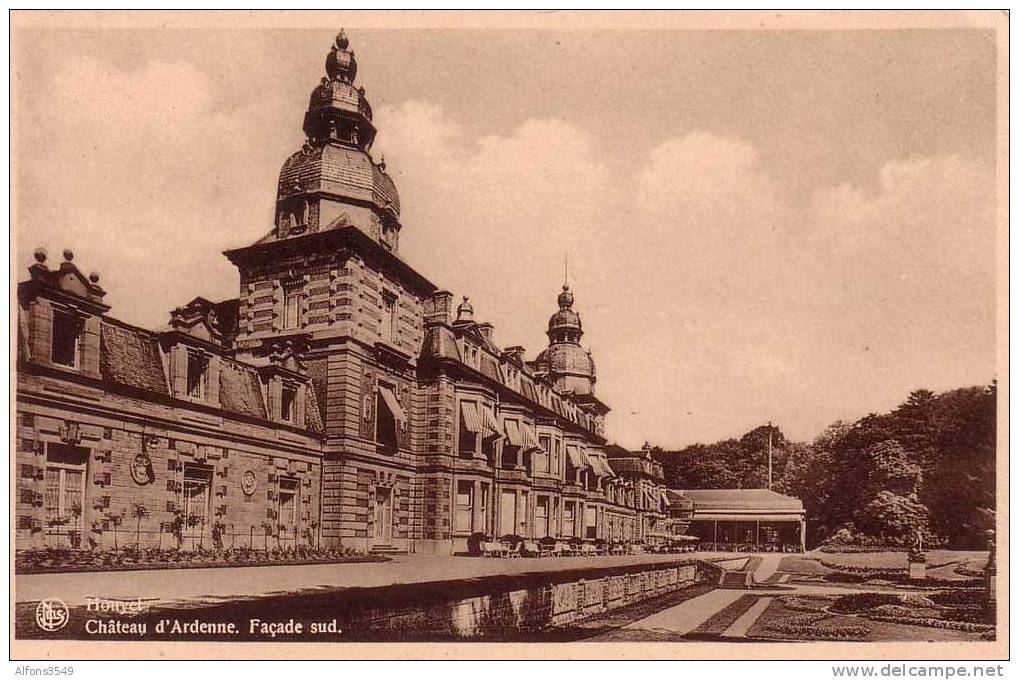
[534,283,597,396]
[272,30,402,251]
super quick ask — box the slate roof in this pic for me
[93,317,321,434]
[218,360,267,420]
[304,385,324,433]
[100,322,170,395]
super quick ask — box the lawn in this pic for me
[778,550,988,586]
[817,550,987,571]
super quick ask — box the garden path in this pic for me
[621,588,747,637]
[721,596,773,638]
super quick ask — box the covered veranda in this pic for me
[676,488,806,553]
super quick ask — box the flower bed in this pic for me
[829,592,935,614]
[863,614,994,634]
[819,559,905,576]
[819,545,908,554]
[763,612,871,641]
[16,546,387,574]
[780,595,835,613]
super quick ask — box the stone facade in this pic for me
[14,30,667,557]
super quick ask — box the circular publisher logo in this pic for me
[35,598,69,632]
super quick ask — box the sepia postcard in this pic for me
[9,9,1009,662]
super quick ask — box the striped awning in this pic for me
[566,444,587,469]
[480,407,502,441]
[503,420,524,447]
[587,453,615,478]
[460,402,482,434]
[519,423,542,453]
[378,386,406,427]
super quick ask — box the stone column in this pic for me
[515,489,525,537]
[472,480,484,534]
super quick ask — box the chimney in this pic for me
[476,322,494,344]
[504,345,526,363]
[424,290,453,326]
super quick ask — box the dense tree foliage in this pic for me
[651,384,996,548]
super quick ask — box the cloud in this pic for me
[14,53,996,449]
[373,101,614,355]
[16,56,287,326]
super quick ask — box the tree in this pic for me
[105,510,124,553]
[131,502,150,549]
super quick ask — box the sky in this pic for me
[12,24,999,449]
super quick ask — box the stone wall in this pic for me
[18,558,721,641]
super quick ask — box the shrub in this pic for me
[830,593,901,613]
[864,614,994,633]
[930,590,984,606]
[781,596,834,613]
[765,613,870,640]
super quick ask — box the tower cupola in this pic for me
[271,30,402,251]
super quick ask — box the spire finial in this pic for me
[564,253,569,290]
[326,28,358,82]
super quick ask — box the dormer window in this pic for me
[280,384,297,423]
[51,309,81,368]
[186,351,208,399]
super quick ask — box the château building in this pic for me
[14,30,670,556]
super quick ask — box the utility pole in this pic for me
[767,421,773,490]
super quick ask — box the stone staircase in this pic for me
[718,556,762,589]
[369,544,408,556]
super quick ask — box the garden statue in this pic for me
[907,528,926,580]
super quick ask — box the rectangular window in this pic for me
[454,480,473,533]
[381,291,396,343]
[278,477,299,528]
[585,506,597,539]
[535,496,549,539]
[283,290,302,330]
[498,490,516,536]
[553,439,562,478]
[375,384,399,452]
[458,401,479,458]
[536,435,551,474]
[43,443,88,526]
[563,502,575,537]
[186,352,208,399]
[182,463,213,536]
[478,483,489,535]
[51,309,81,368]
[280,384,297,423]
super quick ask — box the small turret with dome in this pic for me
[271,30,402,251]
[534,281,597,396]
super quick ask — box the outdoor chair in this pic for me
[556,541,574,556]
[481,541,508,557]
[521,541,541,557]
[579,543,596,556]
